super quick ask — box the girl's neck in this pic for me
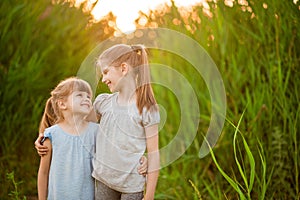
[117,77,137,106]
[117,90,136,106]
[59,114,88,135]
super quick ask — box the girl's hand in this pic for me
[138,156,148,176]
[34,133,49,156]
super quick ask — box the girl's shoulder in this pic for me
[94,93,116,103]
[88,121,100,130]
[141,106,160,127]
[44,124,59,132]
[87,122,100,137]
[43,124,60,141]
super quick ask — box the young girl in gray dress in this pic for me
[92,44,160,200]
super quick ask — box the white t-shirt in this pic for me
[92,92,160,193]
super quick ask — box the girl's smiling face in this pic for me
[66,91,92,115]
[101,65,124,92]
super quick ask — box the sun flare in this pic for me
[90,0,206,34]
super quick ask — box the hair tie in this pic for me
[131,45,142,55]
[136,49,142,55]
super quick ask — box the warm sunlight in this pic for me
[90,0,207,34]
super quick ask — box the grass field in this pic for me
[0,0,299,199]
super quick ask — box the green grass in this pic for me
[1,0,299,199]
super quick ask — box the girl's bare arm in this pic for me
[37,139,52,200]
[144,124,160,200]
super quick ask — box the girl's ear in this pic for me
[57,100,67,110]
[120,62,129,75]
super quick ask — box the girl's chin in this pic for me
[110,86,118,93]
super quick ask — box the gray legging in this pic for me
[95,179,144,200]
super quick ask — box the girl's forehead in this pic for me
[72,90,88,93]
[72,84,92,94]
[100,64,113,73]
[100,65,109,70]
[72,88,88,92]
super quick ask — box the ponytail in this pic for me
[39,97,57,134]
[132,45,158,114]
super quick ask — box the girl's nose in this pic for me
[84,97,92,105]
[84,95,91,101]
[102,76,107,84]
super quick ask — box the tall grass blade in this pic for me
[205,122,247,200]
[241,136,255,193]
[188,179,202,200]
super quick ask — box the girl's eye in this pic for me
[102,68,109,75]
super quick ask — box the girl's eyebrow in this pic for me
[101,67,109,74]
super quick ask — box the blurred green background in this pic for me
[0,0,299,199]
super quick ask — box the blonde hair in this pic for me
[96,44,157,114]
[39,77,92,133]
